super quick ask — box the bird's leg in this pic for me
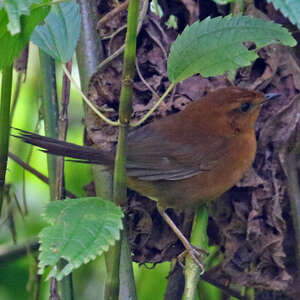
[157,206,208,274]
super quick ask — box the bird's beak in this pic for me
[260,92,280,106]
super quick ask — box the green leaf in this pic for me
[0,2,50,70]
[39,197,124,280]
[167,15,297,83]
[212,0,234,4]
[267,0,300,30]
[2,0,44,35]
[31,1,81,63]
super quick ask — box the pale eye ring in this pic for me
[240,102,252,112]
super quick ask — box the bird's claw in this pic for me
[177,245,209,275]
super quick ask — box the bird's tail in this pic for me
[13,128,114,166]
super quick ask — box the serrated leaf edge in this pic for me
[168,15,296,82]
[38,215,123,280]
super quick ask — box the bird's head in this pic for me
[194,87,274,136]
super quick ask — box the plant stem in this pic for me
[39,50,59,200]
[0,64,13,215]
[56,60,72,200]
[76,1,137,299]
[104,1,140,299]
[39,50,74,300]
[286,142,300,273]
[8,152,76,198]
[182,208,209,300]
[76,0,138,298]
[119,227,137,299]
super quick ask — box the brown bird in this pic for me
[15,87,273,270]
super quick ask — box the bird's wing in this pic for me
[126,124,231,181]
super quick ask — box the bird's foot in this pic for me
[178,245,209,274]
[157,207,210,273]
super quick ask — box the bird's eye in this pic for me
[240,102,252,112]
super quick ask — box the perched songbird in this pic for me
[15,87,273,270]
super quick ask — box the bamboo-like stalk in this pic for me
[76,1,137,299]
[104,1,140,299]
[39,50,74,300]
[0,64,13,214]
[39,51,59,200]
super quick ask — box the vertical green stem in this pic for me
[183,208,209,300]
[39,50,59,200]
[76,0,138,298]
[0,64,13,214]
[39,50,73,300]
[113,0,139,206]
[104,1,140,300]
[119,227,137,299]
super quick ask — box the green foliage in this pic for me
[39,197,124,280]
[267,0,300,30]
[1,0,44,34]
[167,15,297,83]
[0,0,50,70]
[31,1,81,63]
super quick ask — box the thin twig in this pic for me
[0,240,39,263]
[102,24,127,40]
[50,278,61,300]
[97,0,129,28]
[146,17,168,60]
[96,0,148,72]
[61,64,119,126]
[7,192,17,244]
[56,60,72,200]
[135,60,160,100]
[8,152,76,199]
[107,26,127,56]
[130,82,176,127]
